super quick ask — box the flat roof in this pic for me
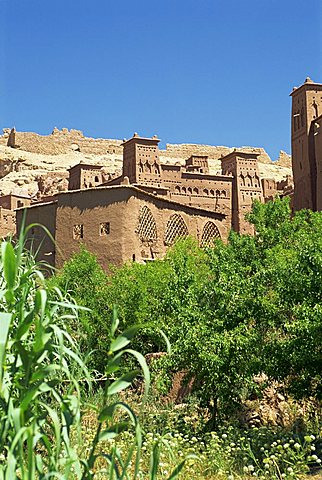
[16,199,57,210]
[221,151,259,161]
[68,163,104,171]
[122,135,160,146]
[0,193,31,199]
[290,80,322,96]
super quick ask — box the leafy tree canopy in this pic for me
[53,197,322,415]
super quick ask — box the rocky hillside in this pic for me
[0,128,292,198]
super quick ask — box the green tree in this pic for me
[51,246,111,371]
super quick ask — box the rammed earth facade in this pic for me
[16,132,290,269]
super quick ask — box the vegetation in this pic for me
[55,197,322,415]
[3,196,322,478]
[0,232,191,478]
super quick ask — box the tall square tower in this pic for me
[290,77,322,211]
[221,151,263,234]
[122,133,162,185]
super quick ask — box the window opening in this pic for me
[200,221,221,247]
[100,222,110,236]
[164,214,188,246]
[136,206,157,243]
[73,224,84,239]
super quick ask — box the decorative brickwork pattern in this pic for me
[164,214,188,246]
[137,206,157,243]
[200,221,221,247]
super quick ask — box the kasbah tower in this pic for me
[291,77,322,211]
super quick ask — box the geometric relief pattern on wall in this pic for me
[200,221,221,247]
[164,213,189,246]
[136,205,157,243]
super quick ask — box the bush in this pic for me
[0,233,191,478]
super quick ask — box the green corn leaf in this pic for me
[30,364,60,383]
[134,422,143,479]
[107,369,140,396]
[34,289,47,318]
[98,422,129,441]
[110,326,139,353]
[124,349,150,398]
[159,329,171,355]
[15,311,35,340]
[1,242,17,290]
[33,319,52,353]
[98,401,137,424]
[35,454,44,475]
[0,312,12,383]
[105,351,122,375]
[6,450,17,480]
[150,441,160,480]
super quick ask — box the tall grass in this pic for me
[0,231,191,479]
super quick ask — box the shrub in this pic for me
[0,232,191,478]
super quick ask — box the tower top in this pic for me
[290,77,322,96]
[122,133,160,146]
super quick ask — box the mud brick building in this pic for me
[18,75,322,270]
[16,133,272,269]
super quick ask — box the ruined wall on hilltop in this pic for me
[1,128,292,166]
[0,128,123,156]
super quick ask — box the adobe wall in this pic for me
[16,202,57,267]
[0,208,16,238]
[166,173,232,219]
[54,188,130,269]
[52,186,228,271]
[315,116,322,210]
[127,191,228,263]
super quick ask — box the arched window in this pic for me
[200,221,221,248]
[187,187,192,195]
[136,206,157,243]
[221,190,226,197]
[203,188,209,195]
[174,185,180,193]
[216,189,220,197]
[182,186,187,194]
[210,189,214,196]
[193,187,199,195]
[164,214,189,246]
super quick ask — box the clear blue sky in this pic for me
[1,0,321,159]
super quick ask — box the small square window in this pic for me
[73,224,84,239]
[100,222,110,236]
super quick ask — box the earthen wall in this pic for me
[16,202,57,266]
[52,186,228,270]
[0,208,16,238]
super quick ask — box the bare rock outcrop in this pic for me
[276,150,292,168]
[0,128,293,198]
